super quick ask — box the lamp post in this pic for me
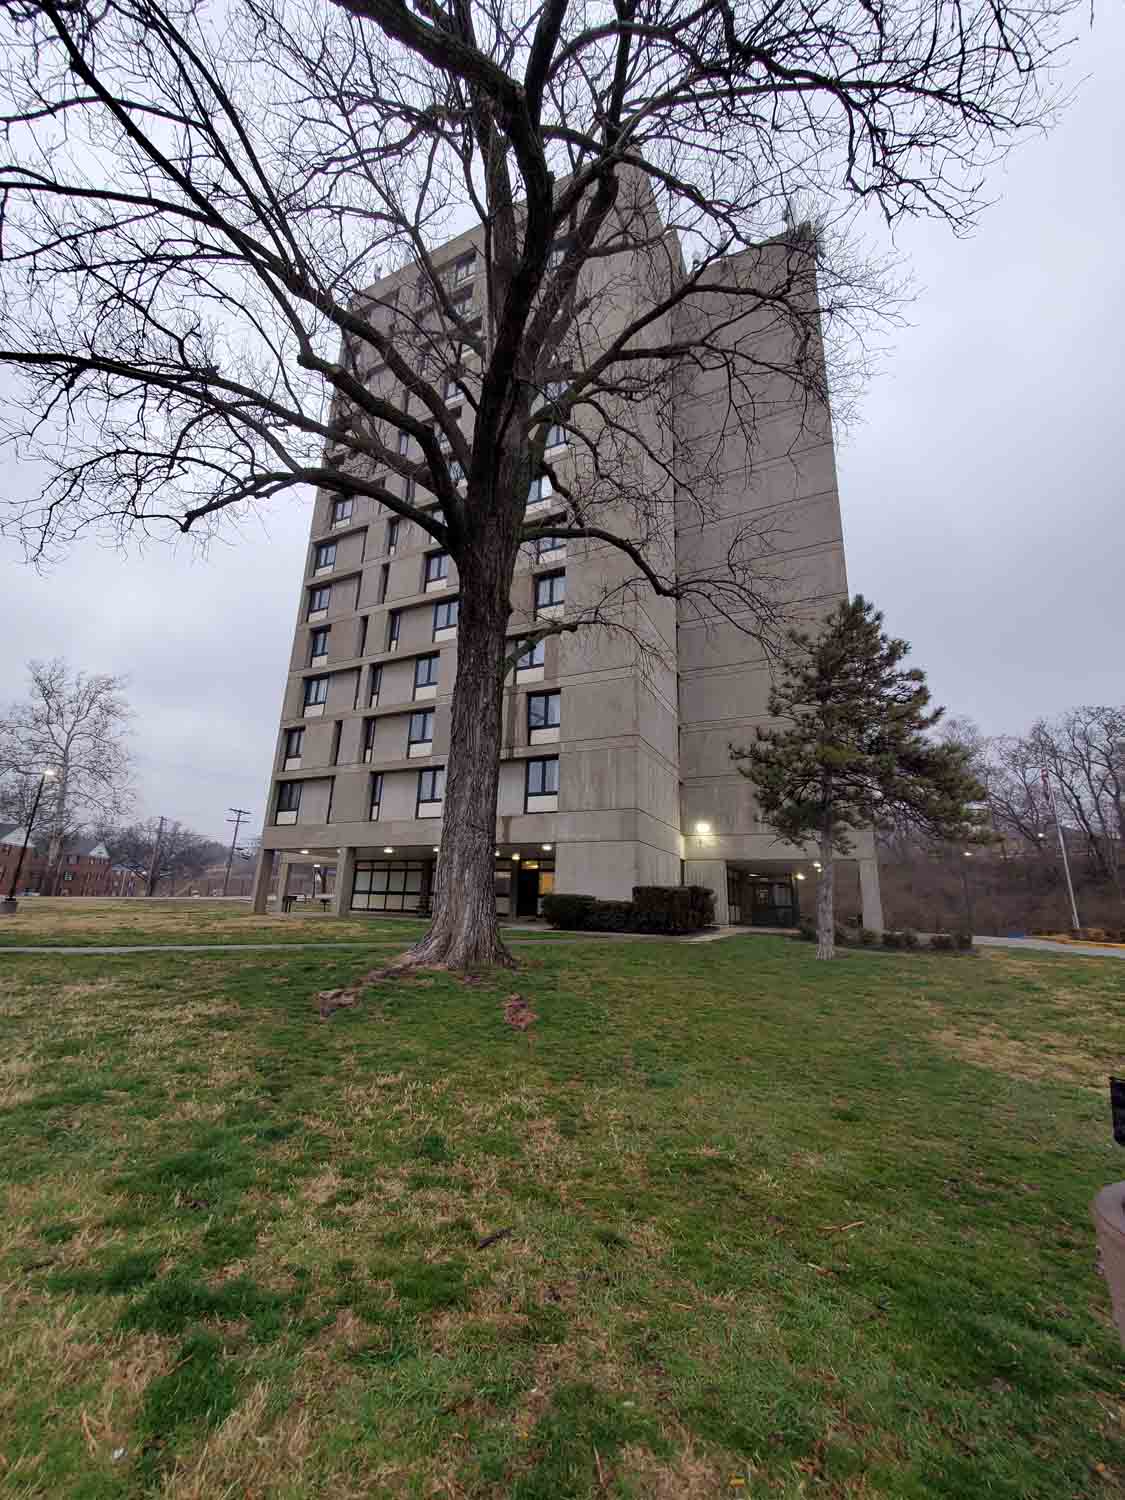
[2,768,57,915]
[959,851,975,934]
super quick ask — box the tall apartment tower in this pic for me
[251,201,883,931]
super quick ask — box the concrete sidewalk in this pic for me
[974,935,1125,961]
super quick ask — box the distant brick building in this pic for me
[0,826,114,896]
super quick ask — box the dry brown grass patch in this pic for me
[619,1441,732,1497]
[156,1381,312,1499]
[931,1025,1107,1089]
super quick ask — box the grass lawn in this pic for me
[1,930,1124,1497]
[0,898,430,949]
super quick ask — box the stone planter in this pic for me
[1092,1182,1125,1346]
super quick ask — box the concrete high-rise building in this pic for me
[251,204,883,931]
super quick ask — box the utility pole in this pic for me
[1041,768,1081,932]
[146,816,166,898]
[223,807,252,896]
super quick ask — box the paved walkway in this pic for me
[974,935,1125,961]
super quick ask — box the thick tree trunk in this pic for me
[403,519,519,971]
[815,820,835,961]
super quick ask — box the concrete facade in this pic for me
[253,199,882,928]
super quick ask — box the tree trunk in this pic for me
[403,518,519,971]
[816,819,835,961]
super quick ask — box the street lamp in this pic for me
[1,768,57,915]
[959,850,975,933]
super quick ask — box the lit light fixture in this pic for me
[42,767,57,779]
[495,849,500,856]
[795,873,806,881]
[511,853,520,860]
[383,846,394,854]
[432,846,440,853]
[963,850,973,858]
[299,848,309,855]
[694,820,712,835]
[541,843,552,851]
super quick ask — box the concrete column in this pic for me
[683,858,729,926]
[277,857,294,915]
[859,857,884,933]
[250,847,276,915]
[333,846,356,916]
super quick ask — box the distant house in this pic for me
[0,826,114,895]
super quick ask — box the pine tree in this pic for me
[732,596,986,959]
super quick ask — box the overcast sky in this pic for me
[2,11,1121,843]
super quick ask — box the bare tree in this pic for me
[1028,708,1125,898]
[0,0,1077,966]
[0,660,134,892]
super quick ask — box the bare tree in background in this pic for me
[0,661,134,893]
[0,0,1078,966]
[1029,708,1125,899]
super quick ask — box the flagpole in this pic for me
[1042,767,1081,932]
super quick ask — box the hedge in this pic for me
[540,885,716,934]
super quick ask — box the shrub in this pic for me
[583,900,636,932]
[632,886,703,934]
[834,925,851,948]
[955,930,973,951]
[797,920,817,943]
[858,927,877,946]
[901,929,919,949]
[882,930,902,949]
[541,893,598,929]
[930,932,955,952]
[685,885,717,927]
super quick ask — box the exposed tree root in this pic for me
[313,939,515,1018]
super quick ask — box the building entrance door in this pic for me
[515,865,541,917]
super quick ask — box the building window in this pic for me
[307,585,330,620]
[397,430,410,456]
[527,691,561,744]
[515,637,545,676]
[309,626,329,663]
[451,251,476,285]
[386,516,400,554]
[442,371,462,403]
[413,653,439,698]
[283,727,304,771]
[387,610,402,651]
[526,475,553,510]
[303,675,329,715]
[536,526,567,563]
[534,571,566,617]
[331,497,353,527]
[357,615,369,656]
[543,422,567,449]
[525,756,559,810]
[417,766,445,817]
[448,459,466,486]
[351,858,428,912]
[362,717,377,764]
[276,780,302,824]
[313,541,336,574]
[369,771,383,819]
[368,663,382,705]
[547,239,571,271]
[433,597,459,640]
[424,551,450,590]
[408,708,435,757]
[451,288,472,319]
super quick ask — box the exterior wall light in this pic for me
[542,843,552,851]
[383,846,394,854]
[795,873,806,880]
[511,853,520,860]
[694,821,712,835]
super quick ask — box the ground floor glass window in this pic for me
[351,859,429,912]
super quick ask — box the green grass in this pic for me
[1,932,1124,1496]
[0,896,579,948]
